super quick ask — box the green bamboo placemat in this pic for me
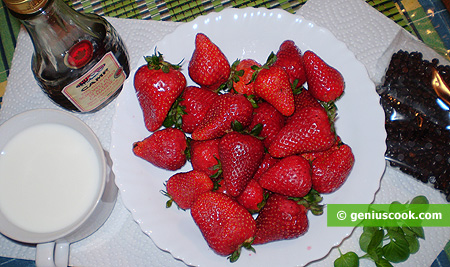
[63,0,406,24]
[0,0,410,87]
[1,0,404,108]
[0,1,450,266]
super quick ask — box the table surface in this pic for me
[0,0,450,266]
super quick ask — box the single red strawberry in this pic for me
[286,88,323,124]
[132,128,187,170]
[253,153,281,181]
[191,191,256,261]
[219,131,265,197]
[214,177,230,196]
[134,52,186,132]
[258,155,312,198]
[254,65,295,116]
[273,40,307,87]
[269,106,336,158]
[303,50,345,102]
[188,33,231,90]
[301,149,329,163]
[191,93,254,141]
[311,142,355,194]
[253,194,308,245]
[294,88,322,110]
[248,102,285,148]
[179,86,218,133]
[236,179,266,213]
[164,170,214,210]
[190,138,221,179]
[301,136,341,162]
[232,59,261,95]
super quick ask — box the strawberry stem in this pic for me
[227,238,255,263]
[162,95,186,129]
[210,156,223,181]
[144,49,182,72]
[160,189,174,208]
[320,100,338,136]
[290,189,324,215]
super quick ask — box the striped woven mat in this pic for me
[0,1,449,266]
[0,0,410,90]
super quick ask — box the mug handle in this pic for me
[36,242,70,267]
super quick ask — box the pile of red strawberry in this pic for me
[132,33,355,262]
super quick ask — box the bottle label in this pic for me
[62,52,126,112]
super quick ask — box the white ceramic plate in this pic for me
[110,7,387,267]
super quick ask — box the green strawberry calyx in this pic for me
[228,237,255,263]
[144,49,183,73]
[290,189,324,216]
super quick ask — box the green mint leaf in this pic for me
[368,229,385,250]
[407,203,429,215]
[389,201,407,214]
[334,251,359,267]
[410,195,429,205]
[368,247,384,262]
[402,225,425,239]
[382,228,410,263]
[409,226,425,239]
[404,234,420,254]
[402,196,429,219]
[363,226,379,234]
[359,227,383,253]
[359,231,372,252]
[375,258,394,267]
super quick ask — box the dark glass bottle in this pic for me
[3,0,130,113]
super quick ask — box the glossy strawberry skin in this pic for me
[236,179,265,213]
[258,155,312,198]
[191,191,256,256]
[134,65,186,132]
[253,153,281,182]
[311,143,355,194]
[248,102,285,149]
[254,65,295,116]
[179,86,218,133]
[253,194,308,245]
[191,93,254,141]
[165,170,214,210]
[132,128,187,171]
[233,59,261,95]
[273,40,307,87]
[268,106,336,158]
[303,50,345,102]
[190,138,221,178]
[214,177,230,196]
[188,33,231,90]
[219,131,265,197]
[301,136,341,162]
[286,89,322,124]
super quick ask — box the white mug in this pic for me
[0,109,118,267]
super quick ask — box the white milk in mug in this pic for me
[0,109,117,267]
[0,123,102,234]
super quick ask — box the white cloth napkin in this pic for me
[0,0,449,266]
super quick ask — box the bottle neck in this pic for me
[11,0,107,77]
[3,0,49,19]
[20,0,81,60]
